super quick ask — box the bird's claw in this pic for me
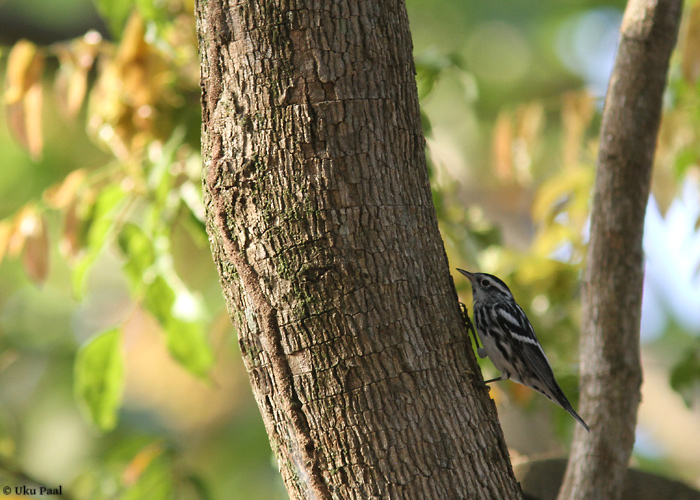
[459,302,483,352]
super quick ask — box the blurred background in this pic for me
[0,0,699,498]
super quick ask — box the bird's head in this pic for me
[457,269,514,303]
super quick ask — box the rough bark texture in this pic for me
[195,1,522,499]
[557,1,682,500]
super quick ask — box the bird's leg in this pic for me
[460,302,484,356]
[460,302,495,390]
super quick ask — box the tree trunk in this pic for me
[557,1,682,500]
[195,1,522,499]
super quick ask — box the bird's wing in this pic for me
[493,302,588,430]
[493,302,558,386]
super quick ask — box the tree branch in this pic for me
[558,1,682,499]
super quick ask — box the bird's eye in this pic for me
[480,279,490,287]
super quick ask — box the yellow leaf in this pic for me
[682,3,700,83]
[493,109,513,182]
[23,80,43,160]
[88,13,172,157]
[54,32,102,119]
[21,212,50,285]
[562,91,595,169]
[60,199,82,260]
[4,40,43,104]
[7,206,34,258]
[44,169,87,209]
[531,165,594,224]
[516,101,545,147]
[0,221,11,264]
[513,101,544,184]
[122,442,164,486]
[4,40,44,160]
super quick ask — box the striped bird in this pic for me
[458,269,589,431]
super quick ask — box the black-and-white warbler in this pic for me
[458,269,590,432]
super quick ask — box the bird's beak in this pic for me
[456,268,475,283]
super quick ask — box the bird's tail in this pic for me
[547,383,590,432]
[560,398,590,432]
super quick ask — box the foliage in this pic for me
[0,2,225,498]
[670,342,700,407]
[2,0,700,498]
[418,3,700,444]
[2,4,210,410]
[74,328,125,431]
[70,439,210,500]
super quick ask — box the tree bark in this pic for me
[195,1,522,499]
[557,1,682,500]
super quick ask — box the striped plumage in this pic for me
[458,269,589,432]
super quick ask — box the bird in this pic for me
[457,268,590,432]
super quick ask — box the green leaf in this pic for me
[88,185,129,248]
[74,328,125,431]
[670,347,700,407]
[73,184,128,297]
[92,0,134,38]
[142,276,213,377]
[118,222,156,288]
[672,147,700,180]
[177,474,213,500]
[119,446,173,500]
[136,0,173,47]
[72,252,97,299]
[148,128,184,190]
[164,317,213,379]
[92,0,134,39]
[144,275,176,324]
